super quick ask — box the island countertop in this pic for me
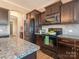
[0,37,40,59]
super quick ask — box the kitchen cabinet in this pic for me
[58,38,75,59]
[74,0,79,23]
[58,37,79,59]
[40,12,46,25]
[61,1,74,23]
[43,1,61,25]
[75,41,79,59]
[35,35,43,46]
[41,1,79,25]
[22,52,36,59]
[0,8,8,25]
[45,1,61,16]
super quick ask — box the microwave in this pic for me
[46,13,60,23]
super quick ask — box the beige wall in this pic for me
[9,11,26,38]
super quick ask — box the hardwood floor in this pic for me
[37,50,54,59]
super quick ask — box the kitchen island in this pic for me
[0,37,40,59]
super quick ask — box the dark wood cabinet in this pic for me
[40,1,61,25]
[58,37,79,59]
[35,35,43,46]
[39,0,79,25]
[0,8,8,25]
[74,0,79,23]
[45,1,61,16]
[58,38,75,59]
[75,41,79,59]
[40,12,46,25]
[61,1,74,23]
[22,52,36,59]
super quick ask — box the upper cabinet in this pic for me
[45,1,61,16]
[0,8,8,25]
[27,0,79,25]
[61,1,74,23]
[40,12,46,25]
[44,1,61,24]
[26,10,41,33]
[74,0,79,23]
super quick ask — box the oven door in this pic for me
[42,35,58,51]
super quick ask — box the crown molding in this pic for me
[3,0,31,11]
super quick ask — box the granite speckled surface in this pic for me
[58,35,79,40]
[0,37,40,59]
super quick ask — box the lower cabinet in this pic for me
[35,35,79,59]
[35,35,43,46]
[75,41,79,59]
[58,37,79,59]
[75,47,79,59]
[22,52,36,59]
[58,44,75,59]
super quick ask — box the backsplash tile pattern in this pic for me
[42,24,79,36]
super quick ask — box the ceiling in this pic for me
[1,0,72,13]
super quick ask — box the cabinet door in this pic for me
[45,7,51,16]
[36,35,43,46]
[45,2,61,16]
[74,0,79,23]
[75,41,79,59]
[51,1,61,14]
[61,1,74,23]
[40,12,46,25]
[58,44,75,59]
[58,38,75,59]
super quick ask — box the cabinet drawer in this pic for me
[58,38,75,46]
[76,41,79,47]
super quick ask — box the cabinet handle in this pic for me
[77,49,79,51]
[72,47,74,50]
[61,40,70,42]
[66,51,71,54]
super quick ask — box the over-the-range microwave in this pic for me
[46,13,60,23]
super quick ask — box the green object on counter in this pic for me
[44,36,49,45]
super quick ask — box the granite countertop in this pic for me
[58,35,79,40]
[0,37,40,59]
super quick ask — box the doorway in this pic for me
[10,22,13,36]
[10,16,18,37]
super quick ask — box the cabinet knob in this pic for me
[77,49,79,51]
[72,47,74,50]
[66,51,71,54]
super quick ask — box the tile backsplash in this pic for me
[42,24,79,36]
